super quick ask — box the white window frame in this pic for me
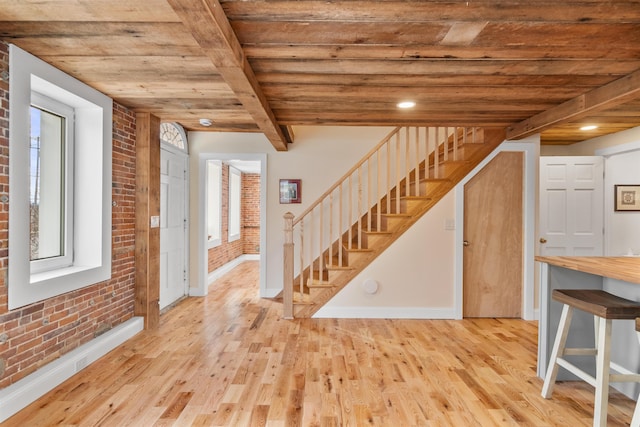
[228,166,241,242]
[29,93,75,273]
[206,159,222,248]
[8,44,112,310]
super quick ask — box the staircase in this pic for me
[282,126,506,318]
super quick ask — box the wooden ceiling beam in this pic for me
[166,0,290,151]
[506,68,640,140]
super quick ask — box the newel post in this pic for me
[283,212,295,319]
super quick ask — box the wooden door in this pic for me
[463,151,523,318]
[539,156,603,256]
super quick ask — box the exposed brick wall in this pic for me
[0,41,137,388]
[242,173,260,255]
[207,166,261,273]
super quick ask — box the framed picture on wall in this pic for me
[614,184,640,211]
[279,179,301,204]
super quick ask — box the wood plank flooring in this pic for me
[5,261,636,426]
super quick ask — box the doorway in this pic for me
[195,153,267,297]
[538,156,603,256]
[463,151,524,318]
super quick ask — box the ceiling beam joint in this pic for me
[167,0,290,151]
[506,69,640,140]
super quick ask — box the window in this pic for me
[29,94,74,273]
[8,44,112,310]
[206,160,221,247]
[228,166,241,242]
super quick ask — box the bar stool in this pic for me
[541,289,640,427]
[632,318,640,427]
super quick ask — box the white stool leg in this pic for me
[593,317,612,427]
[632,393,640,427]
[631,330,640,427]
[542,304,574,398]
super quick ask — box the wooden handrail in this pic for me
[292,126,401,226]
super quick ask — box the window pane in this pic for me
[30,106,65,261]
[228,167,241,240]
[206,160,221,243]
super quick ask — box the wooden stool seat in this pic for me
[552,289,640,319]
[542,289,640,427]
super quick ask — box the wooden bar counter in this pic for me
[536,255,640,400]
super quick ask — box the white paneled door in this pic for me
[539,156,603,256]
[160,148,188,310]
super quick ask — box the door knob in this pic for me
[540,238,547,243]
[463,240,469,246]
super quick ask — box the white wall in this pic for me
[188,126,394,297]
[314,192,456,319]
[596,140,640,256]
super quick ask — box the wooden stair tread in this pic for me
[325,264,355,271]
[422,177,450,182]
[401,196,431,200]
[307,282,335,289]
[292,294,316,305]
[362,230,392,235]
[340,247,373,253]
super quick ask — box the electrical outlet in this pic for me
[445,219,455,231]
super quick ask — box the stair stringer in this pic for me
[292,128,506,318]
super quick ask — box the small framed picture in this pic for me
[279,179,301,204]
[614,185,640,211]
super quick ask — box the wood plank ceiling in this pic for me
[2,0,640,151]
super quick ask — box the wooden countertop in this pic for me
[535,256,640,285]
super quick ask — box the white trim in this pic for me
[206,160,222,248]
[0,317,143,423]
[312,306,456,319]
[454,136,539,320]
[595,139,640,157]
[227,166,241,242]
[195,153,267,297]
[29,93,75,273]
[8,44,112,309]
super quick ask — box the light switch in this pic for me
[150,215,160,228]
[445,218,455,230]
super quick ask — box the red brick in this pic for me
[0,40,137,387]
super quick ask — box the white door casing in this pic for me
[539,156,604,256]
[160,148,189,309]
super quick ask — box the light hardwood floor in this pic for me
[5,261,636,426]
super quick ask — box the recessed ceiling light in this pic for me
[580,125,598,131]
[199,118,212,127]
[397,101,416,109]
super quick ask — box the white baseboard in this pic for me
[0,316,144,423]
[534,308,540,321]
[206,254,260,287]
[312,306,456,319]
[261,288,281,298]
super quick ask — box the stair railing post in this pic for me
[283,212,295,319]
